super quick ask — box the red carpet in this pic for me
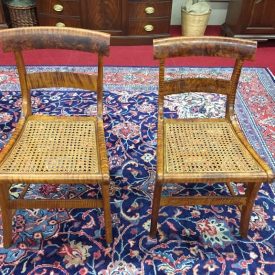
[0,26,274,74]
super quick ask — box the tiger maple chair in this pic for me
[150,36,274,239]
[0,27,112,248]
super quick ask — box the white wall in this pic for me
[171,0,228,25]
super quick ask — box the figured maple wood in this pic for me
[0,183,12,248]
[10,198,103,209]
[150,36,274,240]
[0,26,110,55]
[240,182,262,237]
[231,117,274,181]
[27,72,98,91]
[160,196,247,206]
[153,36,257,60]
[163,78,231,96]
[0,27,112,247]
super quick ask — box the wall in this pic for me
[171,0,228,25]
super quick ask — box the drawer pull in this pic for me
[53,4,64,12]
[56,22,66,27]
[145,7,155,14]
[144,25,154,32]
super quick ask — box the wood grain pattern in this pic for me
[37,0,81,16]
[153,36,257,60]
[0,1,7,29]
[0,27,112,247]
[27,72,98,91]
[0,26,110,55]
[84,0,123,31]
[222,0,275,39]
[128,18,170,36]
[128,1,172,18]
[38,15,81,28]
[36,0,173,45]
[0,183,12,247]
[10,198,103,209]
[160,196,247,206]
[163,78,231,96]
[240,182,262,237]
[150,36,274,240]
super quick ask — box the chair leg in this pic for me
[101,183,113,244]
[150,183,163,238]
[0,183,13,248]
[240,182,261,238]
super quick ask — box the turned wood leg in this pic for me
[101,183,113,244]
[240,182,261,238]
[150,183,162,238]
[0,183,12,248]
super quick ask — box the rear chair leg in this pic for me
[150,183,163,238]
[101,183,113,244]
[0,183,13,248]
[240,182,261,238]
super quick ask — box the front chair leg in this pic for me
[0,183,13,248]
[240,182,262,238]
[150,183,163,238]
[101,183,113,244]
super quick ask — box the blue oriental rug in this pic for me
[0,66,274,274]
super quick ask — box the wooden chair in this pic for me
[150,36,274,239]
[0,27,112,247]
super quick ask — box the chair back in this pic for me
[0,27,110,118]
[153,36,257,119]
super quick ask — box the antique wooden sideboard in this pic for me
[36,0,173,45]
[0,0,7,29]
[222,0,275,40]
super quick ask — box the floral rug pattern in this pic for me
[0,66,274,274]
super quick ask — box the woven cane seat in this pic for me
[164,119,266,181]
[0,115,100,178]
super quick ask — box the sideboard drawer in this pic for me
[38,0,80,16]
[128,1,172,18]
[128,19,170,35]
[36,0,173,45]
[38,15,81,28]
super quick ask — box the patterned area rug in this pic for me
[0,66,274,274]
